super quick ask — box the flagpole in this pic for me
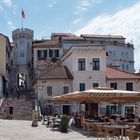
[22,16,23,29]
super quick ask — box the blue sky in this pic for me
[0,0,140,71]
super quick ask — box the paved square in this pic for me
[0,119,97,140]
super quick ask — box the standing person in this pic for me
[16,86,20,100]
[9,104,13,119]
[3,102,9,119]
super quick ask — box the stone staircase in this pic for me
[0,94,34,120]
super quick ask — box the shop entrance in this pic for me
[62,105,71,115]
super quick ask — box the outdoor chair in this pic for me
[85,122,94,136]
[125,129,140,140]
[104,126,119,140]
[96,125,109,140]
[81,122,87,135]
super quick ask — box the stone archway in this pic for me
[17,73,27,89]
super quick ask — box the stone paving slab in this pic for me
[0,119,97,140]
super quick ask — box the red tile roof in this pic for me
[62,36,84,41]
[33,40,60,48]
[106,67,140,79]
[37,65,73,80]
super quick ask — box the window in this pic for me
[49,50,59,57]
[37,50,47,58]
[78,58,85,70]
[92,58,100,70]
[110,83,117,89]
[63,86,69,94]
[55,50,59,57]
[79,83,85,91]
[122,64,125,70]
[47,86,52,96]
[37,50,41,57]
[113,41,117,45]
[20,50,24,57]
[126,82,133,91]
[126,65,129,71]
[49,50,53,57]
[121,51,124,58]
[93,83,99,88]
[43,50,47,57]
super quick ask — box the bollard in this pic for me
[32,110,38,127]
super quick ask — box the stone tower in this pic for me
[11,28,34,89]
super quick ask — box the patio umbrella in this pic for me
[54,88,140,103]
[79,88,140,103]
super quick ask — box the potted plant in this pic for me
[60,114,69,132]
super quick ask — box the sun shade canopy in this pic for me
[53,88,140,103]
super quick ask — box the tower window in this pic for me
[20,51,24,57]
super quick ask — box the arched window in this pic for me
[20,50,24,57]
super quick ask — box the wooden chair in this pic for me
[85,122,94,136]
[96,125,107,140]
[104,126,119,140]
[125,129,137,140]
[81,122,87,135]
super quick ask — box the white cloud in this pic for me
[47,0,56,8]
[73,19,81,25]
[75,2,140,71]
[3,0,12,7]
[8,21,15,30]
[2,0,17,13]
[75,0,101,15]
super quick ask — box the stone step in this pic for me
[0,96,34,121]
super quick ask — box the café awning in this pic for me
[53,88,140,103]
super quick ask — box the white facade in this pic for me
[62,45,107,91]
[107,79,140,91]
[36,79,72,101]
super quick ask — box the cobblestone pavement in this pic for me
[0,119,97,140]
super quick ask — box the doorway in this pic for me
[85,103,98,117]
[62,105,71,115]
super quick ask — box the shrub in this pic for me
[60,114,69,132]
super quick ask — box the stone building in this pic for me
[0,33,11,97]
[32,33,139,115]
[52,33,134,72]
[10,28,33,89]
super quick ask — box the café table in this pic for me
[104,124,129,140]
[92,122,110,125]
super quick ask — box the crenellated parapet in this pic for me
[12,28,34,40]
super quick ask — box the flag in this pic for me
[22,9,25,19]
